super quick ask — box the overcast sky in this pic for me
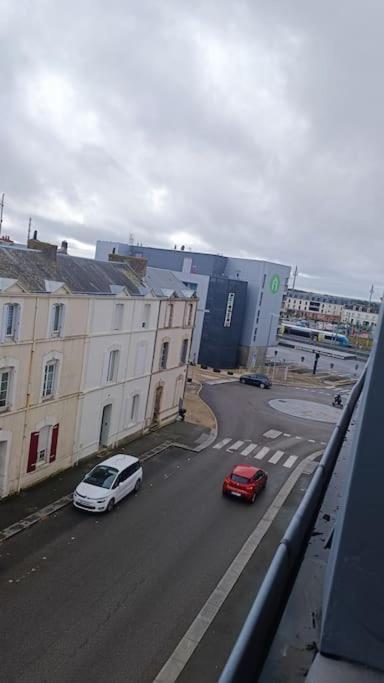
[1,1,383,300]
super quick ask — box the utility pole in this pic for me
[27,217,32,243]
[292,265,298,290]
[369,284,374,312]
[0,193,4,235]
[313,351,320,375]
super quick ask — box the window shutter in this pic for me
[14,304,20,340]
[27,432,39,472]
[49,424,59,462]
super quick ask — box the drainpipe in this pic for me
[182,298,198,407]
[18,295,39,493]
[72,296,93,467]
[143,297,162,429]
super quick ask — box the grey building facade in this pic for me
[95,241,290,368]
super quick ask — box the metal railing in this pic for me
[219,369,367,683]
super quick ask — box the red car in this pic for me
[222,464,267,503]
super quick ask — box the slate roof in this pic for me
[0,247,144,295]
[145,267,197,299]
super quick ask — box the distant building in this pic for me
[284,288,381,325]
[95,241,291,367]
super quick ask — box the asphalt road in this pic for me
[0,383,334,683]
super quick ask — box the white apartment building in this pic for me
[284,289,381,326]
[145,268,195,426]
[0,240,197,498]
[341,308,379,328]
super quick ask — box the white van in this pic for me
[73,454,142,512]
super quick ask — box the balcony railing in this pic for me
[219,368,366,683]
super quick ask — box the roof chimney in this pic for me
[33,229,38,240]
[58,240,68,254]
[28,236,58,261]
[108,252,147,278]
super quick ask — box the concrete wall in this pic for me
[95,241,227,276]
[73,295,159,461]
[146,299,194,425]
[0,293,89,496]
[170,271,209,364]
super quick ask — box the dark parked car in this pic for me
[239,373,271,389]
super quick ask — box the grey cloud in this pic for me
[1,1,383,299]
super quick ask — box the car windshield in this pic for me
[83,465,118,489]
[231,473,250,485]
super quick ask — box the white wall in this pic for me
[170,271,208,363]
[73,295,160,460]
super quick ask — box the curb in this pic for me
[0,420,218,545]
[178,380,218,453]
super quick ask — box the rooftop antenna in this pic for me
[27,217,32,243]
[369,283,374,311]
[0,193,4,236]
[292,265,298,290]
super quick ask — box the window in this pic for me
[0,368,11,409]
[142,303,151,328]
[37,426,51,464]
[107,349,119,382]
[131,394,140,422]
[51,303,64,337]
[166,303,174,328]
[160,341,169,369]
[259,291,263,306]
[262,273,267,288]
[42,361,58,398]
[3,303,20,340]
[113,303,124,331]
[27,424,59,472]
[186,303,193,326]
[180,339,189,364]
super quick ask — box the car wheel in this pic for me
[240,378,245,384]
[134,478,142,493]
[250,492,256,504]
[259,383,265,389]
[107,498,115,512]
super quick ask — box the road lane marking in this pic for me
[268,450,285,464]
[213,438,231,450]
[153,449,323,683]
[295,436,302,440]
[254,446,270,460]
[263,429,282,439]
[283,433,291,437]
[283,455,298,468]
[308,439,316,443]
[227,440,244,451]
[241,443,258,456]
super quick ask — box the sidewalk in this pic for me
[0,419,210,534]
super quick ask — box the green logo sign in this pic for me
[270,274,280,294]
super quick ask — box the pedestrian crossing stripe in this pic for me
[213,438,231,449]
[241,443,258,456]
[284,455,297,468]
[263,429,282,439]
[255,446,270,460]
[268,450,285,464]
[227,440,244,451]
